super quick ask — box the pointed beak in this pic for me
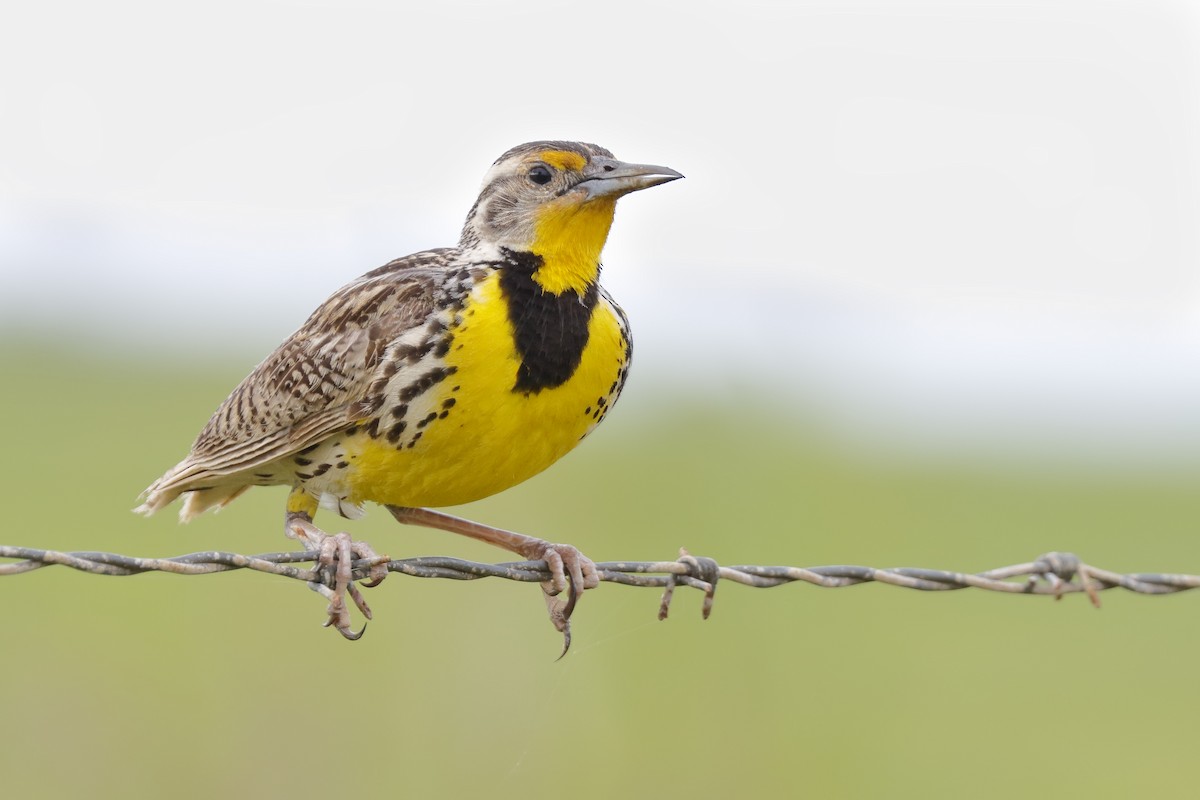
[576,158,684,200]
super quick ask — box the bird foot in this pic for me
[385,506,600,656]
[517,540,600,658]
[287,514,389,640]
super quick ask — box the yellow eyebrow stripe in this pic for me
[539,150,587,172]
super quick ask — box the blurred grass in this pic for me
[3,342,1200,798]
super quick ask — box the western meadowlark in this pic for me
[136,140,682,644]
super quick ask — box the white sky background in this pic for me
[3,0,1200,464]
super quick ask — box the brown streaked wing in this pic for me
[184,249,456,473]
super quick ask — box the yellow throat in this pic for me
[528,193,617,295]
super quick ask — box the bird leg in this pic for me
[386,506,599,653]
[285,510,389,640]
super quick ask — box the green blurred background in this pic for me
[3,343,1199,798]
[7,1,1200,796]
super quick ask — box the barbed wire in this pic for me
[4,545,1199,625]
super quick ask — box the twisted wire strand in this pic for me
[4,545,1198,618]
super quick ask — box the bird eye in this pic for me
[528,165,553,185]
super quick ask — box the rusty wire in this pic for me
[3,545,1199,623]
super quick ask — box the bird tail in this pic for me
[134,460,250,522]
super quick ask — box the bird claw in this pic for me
[288,514,389,640]
[385,507,600,655]
[518,540,599,657]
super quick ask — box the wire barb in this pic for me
[658,548,720,621]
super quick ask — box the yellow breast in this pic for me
[346,270,629,508]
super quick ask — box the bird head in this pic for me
[460,141,682,294]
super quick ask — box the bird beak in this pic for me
[577,159,684,200]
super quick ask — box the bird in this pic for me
[135,140,683,645]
